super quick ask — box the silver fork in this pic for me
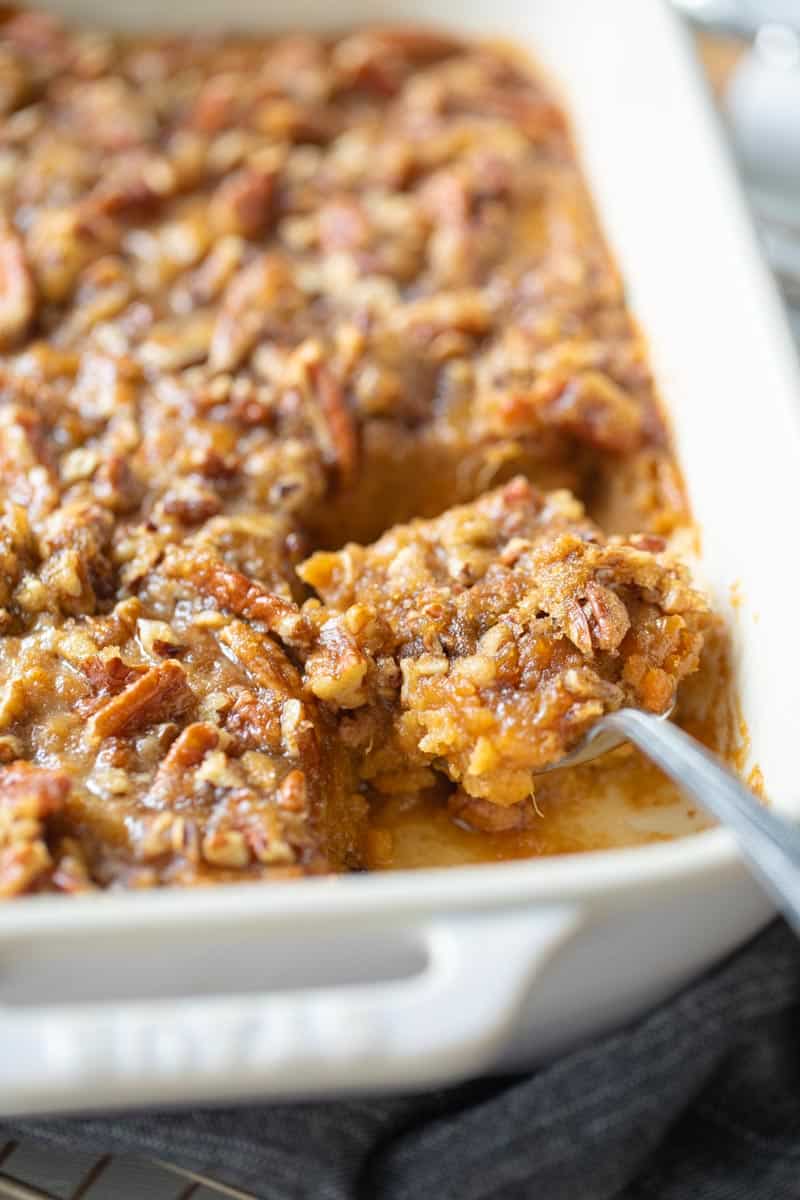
[540,707,800,935]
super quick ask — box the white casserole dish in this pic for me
[1,0,800,1118]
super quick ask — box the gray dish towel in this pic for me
[3,919,800,1199]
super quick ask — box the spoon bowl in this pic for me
[535,704,676,772]
[536,705,800,936]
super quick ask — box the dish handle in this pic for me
[0,905,581,1114]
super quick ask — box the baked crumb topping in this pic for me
[0,12,718,893]
[300,479,709,809]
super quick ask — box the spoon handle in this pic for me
[605,708,800,934]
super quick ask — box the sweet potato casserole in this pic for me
[0,10,733,895]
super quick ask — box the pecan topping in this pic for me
[312,363,359,485]
[0,18,722,894]
[162,550,309,644]
[88,661,194,740]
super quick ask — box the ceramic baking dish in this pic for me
[1,0,800,1118]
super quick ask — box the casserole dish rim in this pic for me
[0,824,760,927]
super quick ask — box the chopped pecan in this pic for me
[162,722,219,769]
[138,723,219,812]
[162,550,309,644]
[312,362,359,485]
[0,504,35,613]
[209,253,298,372]
[161,484,222,525]
[304,617,369,708]
[93,455,144,515]
[584,581,630,653]
[542,371,644,453]
[0,839,51,898]
[0,10,68,57]
[210,165,277,238]
[25,207,101,304]
[187,233,245,304]
[87,661,195,740]
[225,693,282,751]
[78,654,148,714]
[82,171,158,222]
[276,769,308,812]
[186,73,239,133]
[0,226,34,348]
[138,310,215,372]
[137,618,185,658]
[218,618,303,694]
[201,827,251,868]
[393,289,491,336]
[365,27,464,60]
[0,761,71,814]
[37,500,115,616]
[562,597,593,657]
[0,762,71,897]
[333,28,462,96]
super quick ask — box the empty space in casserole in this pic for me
[0,11,734,894]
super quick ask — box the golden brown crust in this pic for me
[0,15,716,893]
[0,577,364,890]
[301,480,709,805]
[0,16,668,561]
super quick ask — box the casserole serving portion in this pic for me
[0,8,732,894]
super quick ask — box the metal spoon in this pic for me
[539,707,800,934]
